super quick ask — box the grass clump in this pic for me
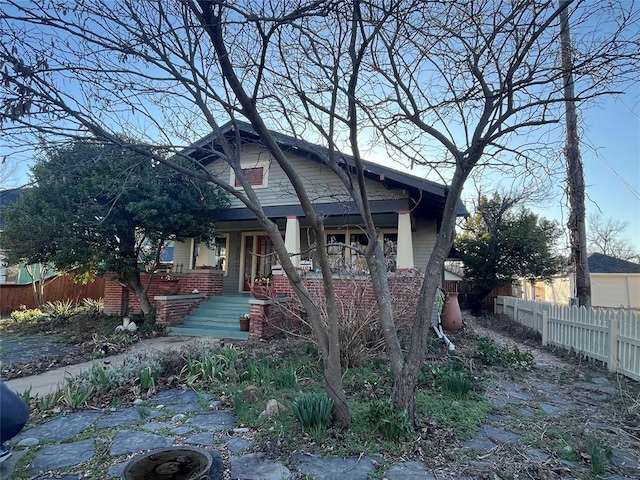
[292,392,334,441]
[441,370,473,399]
[9,307,47,324]
[585,435,610,474]
[415,391,490,439]
[366,399,412,441]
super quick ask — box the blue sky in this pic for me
[3,89,638,256]
[540,90,640,253]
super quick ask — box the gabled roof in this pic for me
[185,120,468,218]
[588,252,640,274]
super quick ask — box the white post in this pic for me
[608,312,619,373]
[542,310,549,346]
[396,211,414,269]
[285,216,301,268]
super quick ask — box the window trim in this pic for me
[230,159,270,189]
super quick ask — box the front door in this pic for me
[241,234,278,292]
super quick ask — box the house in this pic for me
[103,121,468,336]
[172,121,467,293]
[520,252,640,309]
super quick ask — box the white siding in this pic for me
[206,145,408,208]
[534,274,640,309]
[173,240,192,271]
[591,274,640,309]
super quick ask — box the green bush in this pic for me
[10,308,47,323]
[43,299,77,319]
[475,337,535,370]
[366,399,412,441]
[292,393,334,439]
[81,297,104,314]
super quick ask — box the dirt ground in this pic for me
[1,314,638,479]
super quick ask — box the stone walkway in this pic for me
[1,324,638,479]
[1,388,437,480]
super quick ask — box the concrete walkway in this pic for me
[4,336,216,398]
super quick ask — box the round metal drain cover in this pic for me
[122,447,213,480]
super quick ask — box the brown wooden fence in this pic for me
[0,275,105,315]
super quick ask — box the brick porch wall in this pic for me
[103,269,223,317]
[154,293,204,326]
[271,270,423,326]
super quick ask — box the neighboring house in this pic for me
[520,252,640,309]
[171,121,468,295]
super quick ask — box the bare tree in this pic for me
[588,213,639,262]
[1,0,638,424]
[559,0,591,307]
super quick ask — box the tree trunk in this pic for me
[126,273,154,316]
[559,0,591,307]
[323,340,351,425]
[392,165,470,424]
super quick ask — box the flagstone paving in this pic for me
[1,323,638,479]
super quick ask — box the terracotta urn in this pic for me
[239,316,250,332]
[157,280,180,295]
[440,292,462,331]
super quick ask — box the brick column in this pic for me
[104,277,125,316]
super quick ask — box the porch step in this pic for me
[167,295,250,340]
[167,325,249,340]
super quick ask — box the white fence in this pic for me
[495,296,640,381]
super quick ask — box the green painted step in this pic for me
[167,326,249,340]
[168,295,251,340]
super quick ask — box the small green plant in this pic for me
[180,355,220,385]
[240,358,273,385]
[233,393,250,419]
[366,399,412,441]
[88,363,110,390]
[139,366,156,393]
[38,390,63,410]
[220,344,240,364]
[442,370,472,399]
[61,382,94,409]
[10,307,47,323]
[43,299,77,319]
[81,297,104,314]
[137,405,151,422]
[18,387,33,404]
[585,435,609,474]
[272,363,298,389]
[475,337,535,370]
[292,393,334,441]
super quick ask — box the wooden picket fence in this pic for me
[0,275,105,315]
[495,296,640,381]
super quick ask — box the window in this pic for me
[312,229,398,274]
[234,167,264,187]
[326,234,346,272]
[383,232,398,272]
[211,236,228,272]
[231,160,269,189]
